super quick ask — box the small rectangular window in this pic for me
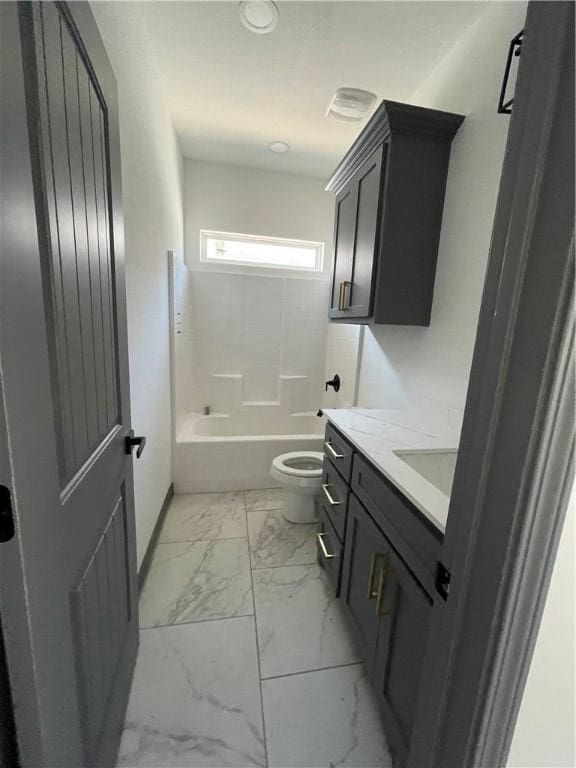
[200,230,324,273]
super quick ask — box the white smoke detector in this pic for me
[326,88,377,122]
[268,141,290,154]
[239,1,279,34]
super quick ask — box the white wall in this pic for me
[92,3,183,568]
[357,1,527,414]
[183,159,334,278]
[322,324,363,411]
[175,160,334,421]
[507,483,575,768]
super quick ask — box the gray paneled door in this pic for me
[0,2,138,766]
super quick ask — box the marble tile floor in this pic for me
[120,489,392,767]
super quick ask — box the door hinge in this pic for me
[435,561,451,601]
[0,485,15,543]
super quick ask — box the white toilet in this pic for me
[270,451,324,523]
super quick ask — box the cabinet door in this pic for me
[340,494,390,672]
[347,144,386,317]
[329,181,357,315]
[372,549,433,767]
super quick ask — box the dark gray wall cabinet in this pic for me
[326,100,464,325]
[320,423,441,768]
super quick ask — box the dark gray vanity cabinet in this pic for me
[372,548,433,766]
[326,100,464,325]
[340,494,390,671]
[320,422,440,768]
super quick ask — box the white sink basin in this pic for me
[393,449,458,497]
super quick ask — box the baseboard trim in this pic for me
[138,483,174,593]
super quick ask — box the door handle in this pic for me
[125,433,146,458]
[0,485,15,543]
[367,552,387,599]
[338,281,345,310]
[375,559,390,616]
[338,280,351,310]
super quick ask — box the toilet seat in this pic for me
[271,451,324,478]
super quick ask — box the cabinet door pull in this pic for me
[367,552,387,599]
[324,441,344,459]
[341,280,351,309]
[317,532,335,560]
[376,560,390,616]
[321,484,341,506]
[338,281,345,310]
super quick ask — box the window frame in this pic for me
[199,229,325,274]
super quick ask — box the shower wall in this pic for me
[173,264,330,429]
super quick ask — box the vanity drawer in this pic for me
[317,504,343,596]
[320,458,349,541]
[324,423,354,482]
[352,454,442,595]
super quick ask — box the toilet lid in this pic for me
[272,451,324,478]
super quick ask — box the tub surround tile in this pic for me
[118,619,265,767]
[140,539,253,628]
[253,564,361,678]
[262,664,391,768]
[244,488,285,512]
[248,509,317,569]
[159,492,247,543]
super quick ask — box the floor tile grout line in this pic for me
[251,560,321,574]
[157,534,249,545]
[245,499,270,768]
[251,559,318,571]
[139,610,255,632]
[261,661,364,683]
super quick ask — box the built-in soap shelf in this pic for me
[209,372,312,416]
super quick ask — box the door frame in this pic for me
[408,2,574,766]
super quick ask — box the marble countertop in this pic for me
[323,407,462,532]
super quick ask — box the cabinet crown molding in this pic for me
[326,100,464,195]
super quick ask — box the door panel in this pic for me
[0,3,139,766]
[348,145,385,316]
[37,1,119,483]
[71,493,130,760]
[340,494,390,672]
[373,549,432,766]
[329,183,357,314]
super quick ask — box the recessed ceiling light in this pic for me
[268,141,290,154]
[326,88,378,122]
[239,1,279,34]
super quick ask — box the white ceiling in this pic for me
[137,1,487,179]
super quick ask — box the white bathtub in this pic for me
[174,411,325,493]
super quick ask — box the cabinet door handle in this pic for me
[321,484,341,506]
[376,559,390,616]
[341,280,351,310]
[317,532,335,560]
[367,552,387,599]
[338,281,345,310]
[324,441,344,459]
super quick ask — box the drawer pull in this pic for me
[325,441,344,460]
[317,532,335,560]
[321,484,341,506]
[367,552,387,599]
